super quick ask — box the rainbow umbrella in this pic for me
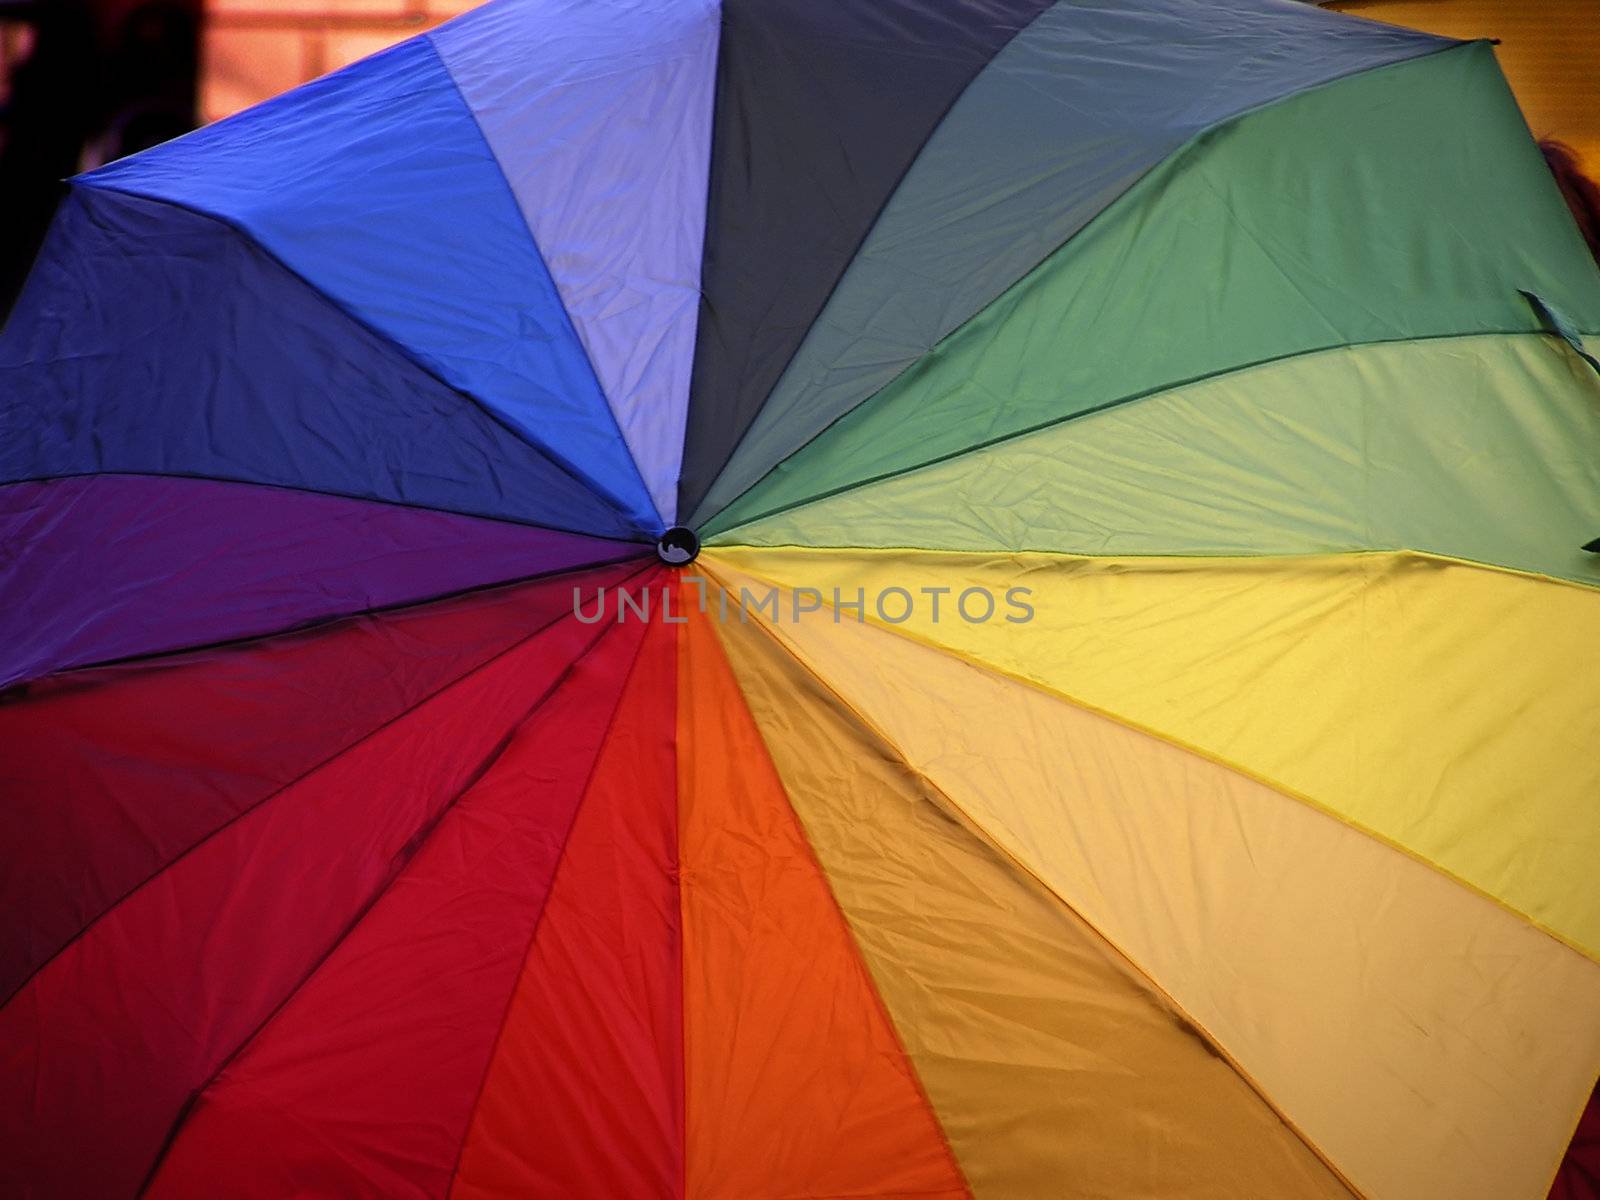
[2,1,1599,1197]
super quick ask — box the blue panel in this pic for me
[83,36,660,533]
[0,187,643,541]
[431,0,720,527]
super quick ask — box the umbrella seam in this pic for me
[703,559,1367,1199]
[0,559,655,1016]
[72,180,659,540]
[706,326,1591,538]
[133,599,648,1198]
[422,32,668,534]
[690,37,1476,533]
[442,599,661,1197]
[703,548,1600,966]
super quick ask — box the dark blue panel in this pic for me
[83,36,660,532]
[690,0,1454,524]
[675,0,1057,521]
[0,187,643,540]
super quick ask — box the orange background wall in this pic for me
[204,1,473,122]
[205,1,1599,172]
[1330,0,1600,168]
[209,2,1600,176]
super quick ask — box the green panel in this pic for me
[704,42,1600,539]
[712,334,1600,588]
[687,0,1449,527]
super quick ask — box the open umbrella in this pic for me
[3,0,1599,1197]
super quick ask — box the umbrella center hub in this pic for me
[656,526,700,566]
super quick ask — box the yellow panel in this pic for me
[711,610,1355,1200]
[707,559,1600,1200]
[704,547,1600,960]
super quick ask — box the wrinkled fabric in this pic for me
[678,594,968,1200]
[709,560,1600,1200]
[713,609,1355,1200]
[709,546,1600,962]
[85,37,658,531]
[714,334,1600,590]
[705,43,1600,535]
[0,580,654,1199]
[0,563,642,1021]
[144,614,650,1200]
[452,619,682,1200]
[693,0,1449,524]
[0,189,641,540]
[0,475,640,687]
[433,0,719,526]
[676,0,1056,519]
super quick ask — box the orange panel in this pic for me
[678,589,969,1200]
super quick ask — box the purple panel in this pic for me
[0,475,640,686]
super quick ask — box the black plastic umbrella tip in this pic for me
[656,526,701,566]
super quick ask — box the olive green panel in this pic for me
[713,334,1600,589]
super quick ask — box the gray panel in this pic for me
[692,0,1450,526]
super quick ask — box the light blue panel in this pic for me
[87,35,660,533]
[433,0,720,526]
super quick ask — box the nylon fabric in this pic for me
[451,617,682,1200]
[676,0,1055,520]
[143,612,651,1200]
[678,592,969,1200]
[0,189,639,538]
[0,578,652,1199]
[708,559,1600,1200]
[707,546,1600,961]
[432,0,719,526]
[693,0,1449,524]
[83,37,657,530]
[710,608,1356,1200]
[0,562,638,1006]
[0,476,640,688]
[713,334,1600,590]
[705,42,1600,536]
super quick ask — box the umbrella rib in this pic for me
[687,36,1468,533]
[74,182,661,540]
[677,1,1061,527]
[424,38,666,533]
[130,586,651,1198]
[704,329,1589,542]
[0,468,653,545]
[3,548,650,689]
[707,548,1600,965]
[687,616,977,1200]
[711,575,1367,1199]
[0,559,655,1016]
[441,612,659,1195]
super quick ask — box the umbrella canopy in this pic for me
[3,1,1600,1197]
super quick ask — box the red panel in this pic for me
[0,572,656,1200]
[143,610,653,1200]
[1552,1084,1600,1200]
[451,616,681,1200]
[0,560,639,1003]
